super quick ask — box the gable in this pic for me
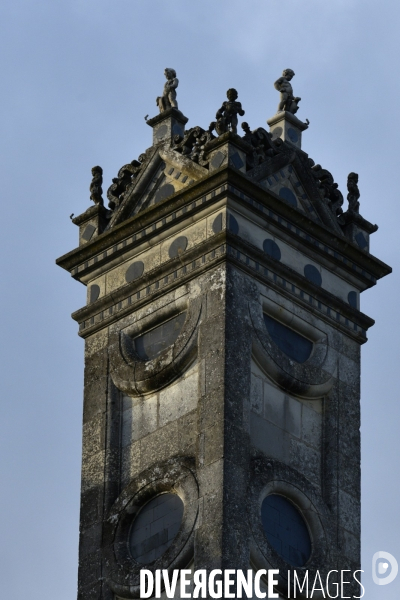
[259,164,320,221]
[107,144,209,229]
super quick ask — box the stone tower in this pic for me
[57,71,391,599]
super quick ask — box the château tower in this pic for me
[57,69,391,599]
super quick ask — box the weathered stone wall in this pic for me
[76,237,364,598]
[121,361,199,488]
[56,138,390,598]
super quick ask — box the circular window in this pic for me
[261,494,311,567]
[155,183,175,204]
[287,128,299,143]
[169,235,188,259]
[263,239,281,261]
[125,261,144,283]
[129,493,184,564]
[304,264,322,287]
[279,187,297,207]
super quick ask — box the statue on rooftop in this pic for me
[347,172,360,213]
[274,69,301,114]
[157,68,179,113]
[209,88,245,136]
[90,166,104,206]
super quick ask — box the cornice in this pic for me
[72,230,374,343]
[56,166,391,285]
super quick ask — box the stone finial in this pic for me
[274,69,301,115]
[156,68,179,113]
[209,88,245,136]
[347,172,360,214]
[90,166,104,206]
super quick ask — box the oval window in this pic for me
[261,494,311,567]
[130,493,184,564]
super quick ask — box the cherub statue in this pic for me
[274,69,301,114]
[209,88,245,136]
[90,166,104,206]
[156,68,179,113]
[347,172,360,213]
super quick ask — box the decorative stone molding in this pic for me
[248,454,333,596]
[109,297,202,396]
[103,457,199,599]
[249,298,337,398]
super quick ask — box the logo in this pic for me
[372,551,398,586]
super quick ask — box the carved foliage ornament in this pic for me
[106,148,157,210]
[172,126,215,167]
[241,123,282,168]
[308,159,344,217]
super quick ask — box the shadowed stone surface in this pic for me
[89,285,100,303]
[130,493,184,563]
[279,186,297,207]
[261,494,311,567]
[263,239,281,261]
[134,312,187,360]
[264,315,313,363]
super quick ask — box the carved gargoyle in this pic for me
[309,160,343,217]
[90,166,104,206]
[347,172,360,214]
[107,159,142,210]
[209,88,245,136]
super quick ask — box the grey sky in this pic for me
[0,1,399,598]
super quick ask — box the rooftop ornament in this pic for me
[89,166,104,206]
[156,68,179,113]
[347,172,360,214]
[274,69,301,115]
[209,88,245,136]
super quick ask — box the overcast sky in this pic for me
[1,1,399,598]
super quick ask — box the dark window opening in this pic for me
[263,314,312,363]
[130,493,184,564]
[134,312,186,360]
[261,494,311,567]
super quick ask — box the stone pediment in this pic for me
[247,150,344,234]
[105,143,209,230]
[259,163,322,221]
[96,112,375,252]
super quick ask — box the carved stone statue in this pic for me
[90,166,104,206]
[209,88,245,136]
[347,172,360,213]
[156,68,179,113]
[274,69,301,114]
